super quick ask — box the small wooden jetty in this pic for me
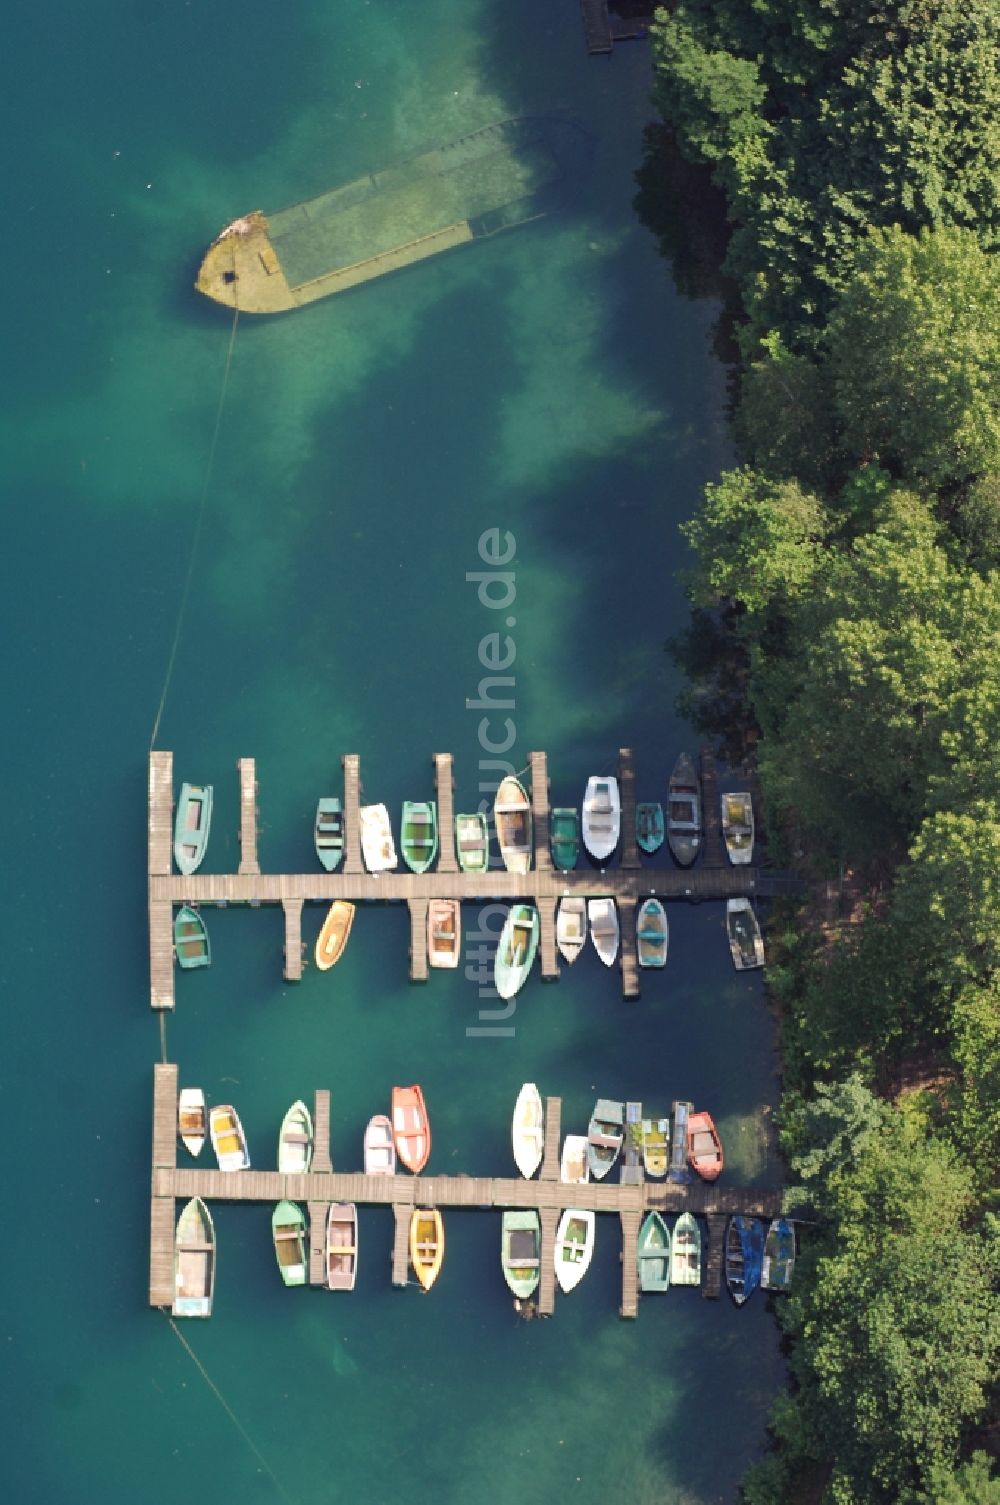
[578,0,654,54]
[151,1066,782,1316]
[148,748,798,1010]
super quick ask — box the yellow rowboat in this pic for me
[209,1104,250,1172]
[409,1208,445,1291]
[315,900,355,971]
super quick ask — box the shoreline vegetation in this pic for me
[644,3,1000,1501]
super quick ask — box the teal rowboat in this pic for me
[314,797,344,871]
[494,904,540,1000]
[638,1211,671,1292]
[549,807,580,871]
[635,801,665,854]
[670,1212,702,1286]
[174,905,210,969]
[501,1210,542,1299]
[174,782,212,874]
[455,812,489,872]
[636,898,669,969]
[401,801,438,873]
[271,1201,307,1287]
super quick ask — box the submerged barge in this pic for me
[195,116,590,313]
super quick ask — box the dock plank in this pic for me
[391,1205,409,1287]
[537,1207,559,1315]
[579,0,612,53]
[237,757,260,875]
[619,1209,641,1318]
[618,747,640,870]
[148,750,173,876]
[149,898,175,1011]
[434,754,458,872]
[537,895,559,982]
[342,754,363,874]
[312,1089,332,1173]
[282,899,304,981]
[308,1202,329,1286]
[700,747,724,868]
[703,1213,727,1300]
[617,895,640,1000]
[541,1096,562,1181]
[529,751,552,873]
[152,1063,179,1170]
[408,898,429,982]
[149,1196,176,1307]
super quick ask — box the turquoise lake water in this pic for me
[2,2,784,1501]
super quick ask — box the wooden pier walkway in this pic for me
[148,748,798,1010]
[150,1068,781,1313]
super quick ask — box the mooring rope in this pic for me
[149,296,240,750]
[161,1310,299,1505]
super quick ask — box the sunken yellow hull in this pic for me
[195,116,589,314]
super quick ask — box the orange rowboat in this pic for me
[409,1208,444,1291]
[392,1085,431,1173]
[687,1110,724,1181]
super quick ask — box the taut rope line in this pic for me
[149,289,240,750]
[161,1310,300,1505]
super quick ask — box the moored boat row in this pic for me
[287,762,755,877]
[177,1085,432,1176]
[171,1194,792,1314]
[506,1085,726,1187]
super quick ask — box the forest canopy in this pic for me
[650,1,1000,1498]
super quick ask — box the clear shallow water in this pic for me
[2,3,782,1501]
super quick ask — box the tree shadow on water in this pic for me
[633,124,743,374]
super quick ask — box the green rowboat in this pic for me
[549,806,580,870]
[501,1210,542,1299]
[314,796,344,871]
[401,801,439,874]
[670,1212,702,1287]
[635,801,665,854]
[271,1201,307,1287]
[494,904,540,1000]
[638,1211,671,1292]
[174,906,210,969]
[455,812,489,872]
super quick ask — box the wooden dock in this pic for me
[149,748,797,1009]
[579,0,613,53]
[579,0,653,54]
[150,1067,781,1313]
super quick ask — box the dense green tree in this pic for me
[952,473,1000,567]
[889,805,1000,1006]
[949,982,1000,1186]
[753,495,1000,847]
[651,0,1000,348]
[827,226,1000,486]
[919,1452,1000,1504]
[781,1089,1000,1502]
[651,14,768,169]
[734,337,842,493]
[680,467,827,618]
